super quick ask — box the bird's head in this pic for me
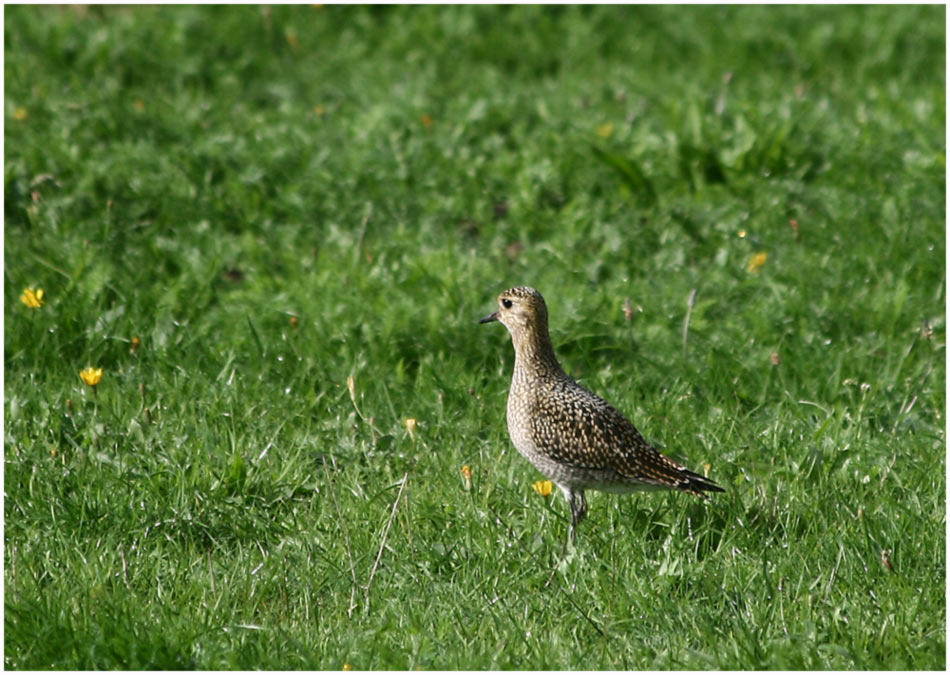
[479,286,549,339]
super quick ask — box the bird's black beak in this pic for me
[479,311,499,324]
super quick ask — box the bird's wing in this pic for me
[528,378,722,493]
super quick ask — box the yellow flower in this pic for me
[342,664,353,671]
[747,252,767,274]
[595,122,614,138]
[404,417,418,440]
[13,107,28,121]
[531,480,553,497]
[130,336,141,353]
[20,288,44,308]
[79,367,103,387]
[460,464,472,491]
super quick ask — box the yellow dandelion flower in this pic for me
[531,480,553,497]
[20,288,44,308]
[342,663,353,671]
[595,122,614,138]
[13,107,28,121]
[404,417,418,440]
[314,105,325,116]
[79,366,104,387]
[130,336,141,353]
[747,252,767,274]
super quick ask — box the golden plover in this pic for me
[481,286,723,542]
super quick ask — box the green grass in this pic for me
[4,4,945,669]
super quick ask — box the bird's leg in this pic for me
[547,486,585,586]
[560,486,587,546]
[576,491,587,523]
[570,490,587,544]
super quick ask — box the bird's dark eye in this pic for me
[502,298,513,309]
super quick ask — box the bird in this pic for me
[480,285,723,543]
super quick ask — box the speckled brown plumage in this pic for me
[481,286,723,542]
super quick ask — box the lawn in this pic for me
[4,4,945,669]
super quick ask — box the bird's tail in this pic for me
[678,468,725,497]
